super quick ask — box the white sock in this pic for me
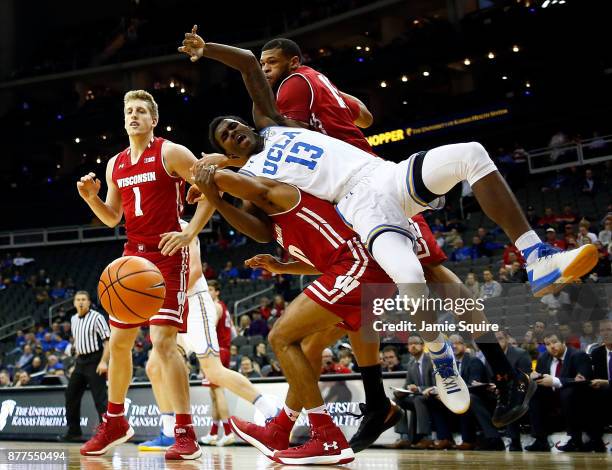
[253,394,280,419]
[283,404,300,421]
[426,334,448,357]
[161,413,175,437]
[305,404,329,416]
[515,230,542,263]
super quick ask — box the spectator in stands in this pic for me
[471,236,491,258]
[576,220,597,246]
[590,242,611,279]
[256,297,271,320]
[15,344,34,370]
[527,331,594,452]
[388,335,435,449]
[502,244,525,265]
[443,334,504,451]
[14,330,26,349]
[36,269,51,289]
[464,273,480,299]
[540,291,571,319]
[228,344,239,371]
[450,239,472,262]
[556,205,579,226]
[45,355,64,375]
[598,218,612,246]
[526,206,539,227]
[581,168,597,196]
[558,324,581,350]
[239,356,261,379]
[479,270,501,300]
[537,207,558,229]
[35,286,50,304]
[219,261,239,282]
[444,228,462,248]
[496,329,534,451]
[29,356,44,375]
[14,371,31,387]
[265,358,283,377]
[548,130,568,162]
[202,262,217,280]
[587,319,612,452]
[382,346,405,372]
[1,253,13,271]
[41,332,58,352]
[11,270,24,284]
[0,371,11,388]
[545,228,567,250]
[430,217,446,233]
[132,341,147,368]
[337,350,355,372]
[247,311,269,338]
[508,261,528,283]
[270,294,286,320]
[61,321,72,339]
[274,274,292,299]
[433,231,445,249]
[579,321,601,350]
[237,315,251,336]
[321,348,351,375]
[252,342,269,370]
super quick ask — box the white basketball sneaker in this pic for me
[524,243,597,297]
[216,433,236,447]
[430,342,470,415]
[199,433,217,446]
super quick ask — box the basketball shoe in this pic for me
[431,342,470,414]
[138,431,175,451]
[348,401,403,453]
[272,423,355,465]
[80,414,134,456]
[229,413,291,458]
[523,243,597,297]
[164,425,202,460]
[492,371,537,428]
[199,432,218,445]
[216,433,236,447]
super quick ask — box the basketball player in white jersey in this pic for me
[181,28,598,414]
[141,220,278,451]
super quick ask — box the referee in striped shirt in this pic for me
[61,290,110,442]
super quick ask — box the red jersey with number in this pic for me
[216,300,232,350]
[112,137,185,247]
[276,66,373,155]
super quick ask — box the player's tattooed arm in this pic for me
[179,25,289,130]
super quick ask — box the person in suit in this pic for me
[386,335,435,449]
[526,331,594,452]
[586,319,612,452]
[426,335,503,450]
[495,330,533,451]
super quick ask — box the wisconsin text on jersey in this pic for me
[116,172,157,188]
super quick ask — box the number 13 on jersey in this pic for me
[263,140,323,175]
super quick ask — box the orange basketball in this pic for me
[98,256,166,324]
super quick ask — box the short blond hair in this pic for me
[123,90,159,121]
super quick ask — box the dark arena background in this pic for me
[0,0,611,469]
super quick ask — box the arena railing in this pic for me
[233,285,275,323]
[48,297,75,328]
[527,134,612,174]
[0,316,34,341]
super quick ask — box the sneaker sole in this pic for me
[273,447,355,465]
[350,403,404,453]
[229,417,275,459]
[137,445,170,451]
[165,447,202,460]
[199,439,217,446]
[80,426,135,456]
[436,377,470,414]
[492,372,537,428]
[533,244,598,297]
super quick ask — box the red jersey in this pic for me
[270,190,369,273]
[276,66,373,154]
[112,137,185,247]
[216,300,232,350]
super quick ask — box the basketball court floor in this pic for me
[0,441,610,469]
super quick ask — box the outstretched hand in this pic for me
[244,254,284,274]
[178,25,205,62]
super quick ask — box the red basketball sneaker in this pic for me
[229,415,290,458]
[272,424,355,465]
[165,425,202,460]
[80,414,134,456]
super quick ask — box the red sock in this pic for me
[107,402,124,417]
[222,420,231,435]
[175,414,192,426]
[275,409,297,433]
[308,412,333,428]
[210,422,219,436]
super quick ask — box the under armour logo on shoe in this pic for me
[323,441,338,451]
